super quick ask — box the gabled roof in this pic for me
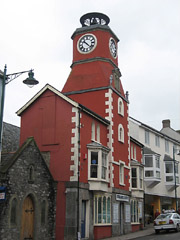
[0,137,54,181]
[16,83,110,126]
[130,116,180,145]
[16,84,79,116]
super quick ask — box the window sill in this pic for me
[119,183,125,186]
[94,223,112,226]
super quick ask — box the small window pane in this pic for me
[166,163,173,173]
[166,176,173,182]
[145,170,154,177]
[145,155,153,167]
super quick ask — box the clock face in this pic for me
[77,34,97,54]
[109,38,117,58]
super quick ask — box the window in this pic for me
[118,98,124,116]
[165,161,179,183]
[134,146,136,160]
[41,200,46,225]
[131,168,137,188]
[102,152,107,180]
[131,200,139,223]
[94,195,111,224]
[119,163,124,185]
[28,165,34,183]
[118,124,124,143]
[139,168,143,189]
[88,145,110,181]
[91,122,95,141]
[10,198,17,225]
[91,122,100,142]
[144,154,160,179]
[90,152,98,178]
[97,124,100,142]
[145,130,150,145]
[165,140,169,153]
[155,135,160,147]
[131,144,133,159]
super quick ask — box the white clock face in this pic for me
[77,34,97,54]
[109,38,117,58]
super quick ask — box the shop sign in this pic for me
[116,194,129,202]
[0,186,6,201]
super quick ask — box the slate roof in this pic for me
[2,122,20,153]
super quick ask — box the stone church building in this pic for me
[0,123,57,240]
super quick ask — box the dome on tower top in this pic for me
[80,12,110,27]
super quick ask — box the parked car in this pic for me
[154,213,180,233]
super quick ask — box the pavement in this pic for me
[102,224,154,240]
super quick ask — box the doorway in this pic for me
[120,203,124,235]
[81,200,86,238]
[20,195,34,240]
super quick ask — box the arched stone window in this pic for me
[118,98,124,116]
[28,165,34,183]
[118,124,124,143]
[10,198,17,225]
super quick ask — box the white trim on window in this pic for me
[118,98,124,116]
[118,124,124,143]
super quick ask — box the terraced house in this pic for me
[130,117,180,223]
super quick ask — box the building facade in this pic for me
[130,117,180,222]
[0,132,57,240]
[15,12,143,239]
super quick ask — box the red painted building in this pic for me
[17,12,144,239]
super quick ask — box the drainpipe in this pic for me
[77,108,81,240]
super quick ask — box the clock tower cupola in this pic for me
[62,12,123,97]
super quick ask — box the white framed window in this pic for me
[90,151,99,178]
[118,98,124,116]
[131,168,137,188]
[88,145,110,181]
[165,140,169,153]
[131,200,139,223]
[91,122,95,141]
[97,124,100,142]
[94,194,111,225]
[145,130,150,145]
[131,144,133,159]
[144,154,160,179]
[102,152,107,180]
[165,161,179,184]
[155,135,160,147]
[91,122,100,143]
[118,124,124,143]
[119,162,124,185]
[134,146,136,160]
[139,168,143,189]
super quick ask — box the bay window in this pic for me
[88,143,110,182]
[144,154,160,179]
[165,161,179,184]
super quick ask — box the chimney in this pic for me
[162,119,170,128]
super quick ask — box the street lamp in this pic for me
[173,145,180,212]
[0,65,39,160]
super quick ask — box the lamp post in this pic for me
[0,65,39,161]
[173,145,180,212]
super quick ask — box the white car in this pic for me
[154,213,180,233]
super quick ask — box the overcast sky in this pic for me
[1,0,180,131]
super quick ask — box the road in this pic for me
[134,231,180,240]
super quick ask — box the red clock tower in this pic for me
[62,12,131,238]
